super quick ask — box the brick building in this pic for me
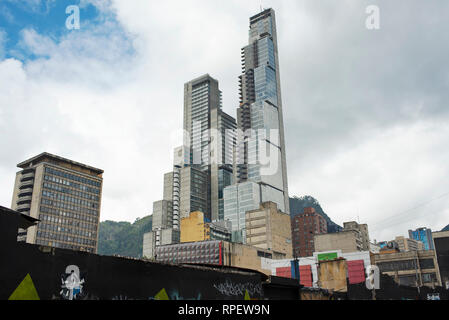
[291,207,327,257]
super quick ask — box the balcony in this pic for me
[16,202,31,211]
[17,195,32,202]
[21,172,35,181]
[19,179,34,189]
[18,187,33,195]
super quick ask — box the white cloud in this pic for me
[1,0,448,241]
[0,29,6,59]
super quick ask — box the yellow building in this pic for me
[180,211,210,243]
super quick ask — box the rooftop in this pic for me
[17,152,104,175]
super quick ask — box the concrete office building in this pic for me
[291,207,327,258]
[372,250,442,288]
[245,202,292,259]
[314,230,364,254]
[394,236,425,252]
[143,228,180,260]
[11,152,103,253]
[184,74,237,222]
[343,221,370,251]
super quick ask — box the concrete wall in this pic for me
[315,231,359,253]
[1,209,266,300]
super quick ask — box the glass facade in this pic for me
[223,182,261,243]
[409,228,434,250]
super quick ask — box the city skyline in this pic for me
[1,1,448,243]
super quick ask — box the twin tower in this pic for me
[147,9,290,252]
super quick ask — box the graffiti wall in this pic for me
[0,210,265,300]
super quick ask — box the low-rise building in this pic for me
[265,250,371,289]
[372,250,441,288]
[153,240,280,275]
[394,236,425,252]
[314,230,363,253]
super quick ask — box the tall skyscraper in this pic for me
[183,74,237,221]
[11,152,103,253]
[224,8,290,242]
[144,75,237,258]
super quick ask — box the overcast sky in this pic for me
[1,0,448,242]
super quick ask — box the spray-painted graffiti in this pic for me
[213,279,262,297]
[60,265,85,300]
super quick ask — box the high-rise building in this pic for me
[232,8,289,214]
[11,152,103,253]
[291,207,327,257]
[183,74,237,222]
[224,8,290,242]
[409,227,434,250]
[143,76,237,258]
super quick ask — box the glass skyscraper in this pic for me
[224,8,290,242]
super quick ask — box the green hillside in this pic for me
[97,215,153,258]
[289,195,343,233]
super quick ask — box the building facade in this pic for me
[372,250,442,288]
[314,230,363,254]
[343,221,370,251]
[291,207,327,258]
[153,240,278,275]
[432,230,449,289]
[409,227,434,250]
[223,181,261,243]
[245,201,293,259]
[180,211,232,243]
[184,74,237,222]
[223,8,290,240]
[394,236,425,252]
[11,152,103,253]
